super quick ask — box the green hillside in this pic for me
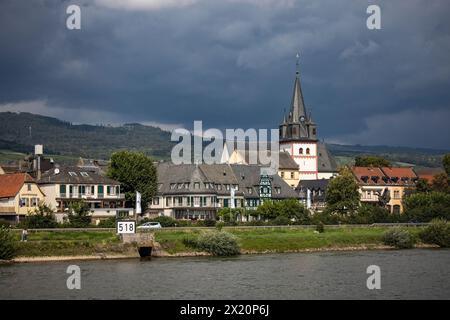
[0,112,174,161]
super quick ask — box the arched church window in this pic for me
[299,148,303,154]
[306,148,310,155]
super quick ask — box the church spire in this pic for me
[290,53,307,123]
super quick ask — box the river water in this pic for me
[0,249,449,299]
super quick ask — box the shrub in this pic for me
[316,222,325,233]
[203,219,216,227]
[382,229,416,249]
[0,226,17,260]
[97,217,116,228]
[186,231,240,256]
[0,220,12,228]
[419,219,450,247]
[149,216,177,227]
[270,216,291,226]
[215,222,225,231]
[244,220,266,226]
[182,237,198,248]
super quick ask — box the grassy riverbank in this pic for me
[155,227,424,254]
[11,226,425,260]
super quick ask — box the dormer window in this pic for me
[371,176,379,183]
[69,172,77,177]
[80,172,89,177]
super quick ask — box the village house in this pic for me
[0,173,46,224]
[148,162,299,220]
[350,166,418,213]
[37,166,133,223]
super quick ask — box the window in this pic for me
[393,205,401,214]
[194,182,200,189]
[80,172,89,177]
[299,148,303,154]
[290,172,294,179]
[60,185,66,195]
[27,184,32,191]
[247,188,252,194]
[225,184,230,191]
[281,171,285,178]
[79,185,86,195]
[233,184,239,191]
[306,148,310,155]
[166,197,171,206]
[170,183,176,190]
[275,187,281,194]
[393,190,400,199]
[153,197,159,205]
[92,186,96,195]
[98,185,104,196]
[177,183,183,189]
[312,128,316,135]
[69,172,77,177]
[31,198,38,207]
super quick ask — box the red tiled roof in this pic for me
[351,166,417,186]
[351,167,386,185]
[0,173,34,198]
[381,167,417,179]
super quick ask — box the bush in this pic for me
[382,229,416,249]
[149,216,177,227]
[316,222,325,233]
[0,220,12,228]
[215,222,225,231]
[270,216,291,226]
[0,226,17,260]
[419,219,450,247]
[203,219,217,227]
[97,217,116,228]
[18,214,58,229]
[184,231,240,256]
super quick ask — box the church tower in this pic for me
[279,55,319,180]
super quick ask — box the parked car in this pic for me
[137,222,162,230]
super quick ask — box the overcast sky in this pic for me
[0,0,449,149]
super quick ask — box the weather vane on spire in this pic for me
[296,52,300,75]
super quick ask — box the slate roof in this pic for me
[156,162,299,199]
[38,166,119,185]
[0,173,35,198]
[317,142,338,173]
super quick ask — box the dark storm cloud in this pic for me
[0,0,449,148]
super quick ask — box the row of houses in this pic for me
[0,156,133,224]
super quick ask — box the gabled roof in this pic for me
[317,143,338,173]
[0,173,35,198]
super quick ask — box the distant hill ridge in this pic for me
[0,111,447,167]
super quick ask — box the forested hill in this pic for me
[0,112,174,160]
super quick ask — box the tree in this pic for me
[107,151,157,209]
[415,178,431,193]
[403,192,450,222]
[431,173,449,193]
[325,167,360,214]
[443,153,450,176]
[354,156,390,167]
[68,201,91,228]
[18,203,58,229]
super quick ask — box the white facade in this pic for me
[280,141,318,180]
